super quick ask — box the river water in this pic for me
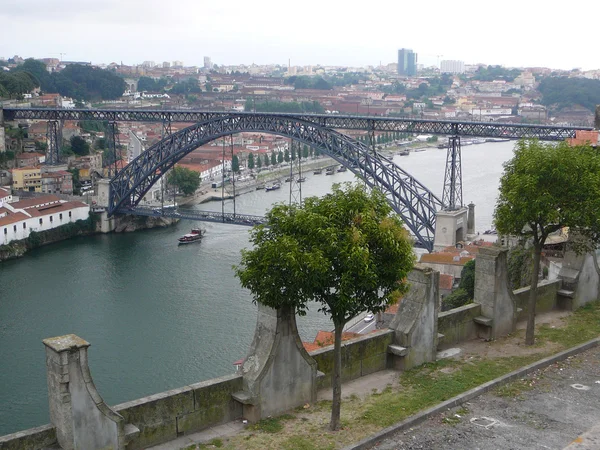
[0,140,516,435]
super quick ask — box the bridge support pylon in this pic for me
[433,207,469,251]
[46,120,62,165]
[441,135,463,210]
[0,107,5,154]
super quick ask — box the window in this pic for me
[69,212,72,218]
[3,228,6,235]
[50,216,53,222]
[59,213,63,220]
[13,225,16,232]
[23,222,26,229]
[39,218,43,225]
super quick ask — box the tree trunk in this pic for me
[329,322,344,431]
[525,243,542,345]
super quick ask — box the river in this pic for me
[0,140,516,435]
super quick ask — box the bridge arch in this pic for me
[109,114,444,250]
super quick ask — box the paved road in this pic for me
[346,315,377,334]
[368,346,600,450]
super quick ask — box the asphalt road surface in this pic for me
[368,345,600,450]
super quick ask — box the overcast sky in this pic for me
[1,0,596,70]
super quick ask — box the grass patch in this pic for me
[281,436,335,450]
[247,414,295,434]
[537,302,600,347]
[361,354,543,428]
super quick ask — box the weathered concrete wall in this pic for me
[0,425,57,450]
[558,236,600,309]
[513,279,561,321]
[437,303,481,348]
[389,265,439,369]
[43,335,123,450]
[474,247,516,339]
[0,108,5,153]
[114,374,243,450]
[311,330,394,390]
[240,305,317,422]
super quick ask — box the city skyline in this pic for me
[0,0,598,71]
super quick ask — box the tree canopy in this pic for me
[167,166,201,196]
[1,59,126,101]
[235,182,415,429]
[538,77,600,113]
[494,140,600,344]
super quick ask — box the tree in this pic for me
[248,152,255,170]
[494,140,600,345]
[256,154,262,168]
[167,166,201,196]
[271,152,277,166]
[232,155,240,173]
[284,149,290,162]
[70,136,90,156]
[277,151,284,164]
[263,153,270,167]
[235,183,415,430]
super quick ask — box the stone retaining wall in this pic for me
[113,374,243,450]
[310,330,395,390]
[437,303,482,347]
[513,279,561,321]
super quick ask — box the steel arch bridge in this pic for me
[109,114,444,250]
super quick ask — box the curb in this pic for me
[343,337,600,450]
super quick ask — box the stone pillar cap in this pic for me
[43,334,90,352]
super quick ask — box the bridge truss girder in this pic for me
[3,108,587,140]
[109,115,445,251]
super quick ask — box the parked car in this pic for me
[364,313,374,323]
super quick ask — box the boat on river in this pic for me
[297,177,306,183]
[325,167,335,175]
[265,182,281,191]
[398,149,410,156]
[313,169,322,175]
[337,166,347,172]
[178,228,204,244]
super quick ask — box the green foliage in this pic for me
[0,70,38,98]
[232,155,240,173]
[441,260,475,311]
[277,151,284,164]
[271,152,276,165]
[472,65,522,82]
[247,152,254,169]
[95,137,106,150]
[495,140,600,344]
[460,259,476,298]
[244,99,324,114]
[167,166,201,196]
[169,78,201,95]
[426,135,438,143]
[285,75,332,90]
[27,231,42,247]
[442,288,470,311]
[538,77,600,112]
[235,182,415,323]
[79,120,108,133]
[137,76,168,92]
[507,245,532,289]
[50,64,126,100]
[284,149,290,162]
[70,136,90,156]
[263,153,269,167]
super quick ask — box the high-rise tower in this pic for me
[397,48,417,76]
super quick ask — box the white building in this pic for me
[440,60,465,74]
[0,195,89,246]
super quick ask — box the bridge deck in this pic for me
[116,207,267,227]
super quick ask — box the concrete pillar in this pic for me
[43,334,125,450]
[558,234,600,309]
[467,202,475,236]
[236,305,317,422]
[473,247,516,339]
[389,265,439,369]
[0,107,5,153]
[433,206,469,251]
